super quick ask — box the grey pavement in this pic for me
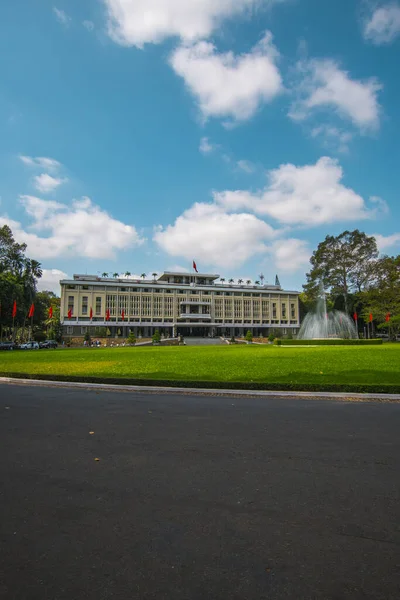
[0,384,399,600]
[183,336,226,345]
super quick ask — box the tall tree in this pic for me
[360,255,400,340]
[304,230,378,313]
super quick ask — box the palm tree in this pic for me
[255,280,260,286]
[228,278,234,285]
[102,272,108,278]
[141,273,146,280]
[259,273,265,284]
[246,279,251,285]
[152,272,157,280]
[220,278,225,284]
[113,272,119,278]
[125,271,131,277]
[238,279,243,285]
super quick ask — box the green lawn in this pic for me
[1,344,400,392]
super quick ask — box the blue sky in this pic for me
[1,0,400,293]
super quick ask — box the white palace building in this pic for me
[60,271,301,339]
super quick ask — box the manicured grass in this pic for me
[1,344,400,392]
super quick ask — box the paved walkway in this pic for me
[183,336,226,345]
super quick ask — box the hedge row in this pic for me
[1,372,399,395]
[276,339,383,346]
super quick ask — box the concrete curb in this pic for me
[1,377,399,402]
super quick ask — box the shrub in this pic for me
[268,333,275,342]
[127,332,136,345]
[245,330,253,343]
[84,331,91,343]
[152,329,161,344]
[33,330,46,342]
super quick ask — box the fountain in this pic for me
[298,282,358,340]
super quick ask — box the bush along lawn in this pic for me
[0,344,400,393]
[276,339,383,346]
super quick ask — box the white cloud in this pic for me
[83,20,95,32]
[269,239,310,273]
[0,196,144,260]
[53,7,71,26]
[154,202,277,268]
[104,0,280,47]
[373,232,400,251]
[34,173,66,194]
[214,157,383,226]
[199,137,215,154]
[237,159,255,173]
[38,269,69,295]
[170,32,282,123]
[364,3,400,44]
[19,155,61,171]
[289,59,382,131]
[311,125,353,153]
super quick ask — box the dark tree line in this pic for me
[0,225,61,341]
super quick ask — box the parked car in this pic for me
[39,340,58,349]
[0,342,17,351]
[20,341,40,350]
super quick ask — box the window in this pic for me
[67,326,73,334]
[66,285,76,289]
[68,296,74,314]
[82,285,89,290]
[82,296,88,315]
[95,297,102,315]
[281,303,286,319]
[81,327,87,334]
[291,303,296,319]
[272,303,277,319]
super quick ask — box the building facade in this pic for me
[60,272,300,338]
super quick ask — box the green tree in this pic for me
[101,272,108,277]
[304,230,378,313]
[245,330,253,342]
[127,331,136,345]
[361,255,400,340]
[152,329,161,344]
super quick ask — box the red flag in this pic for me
[105,308,110,321]
[89,307,93,320]
[353,312,358,321]
[369,313,373,322]
[121,309,125,320]
[67,308,72,319]
[193,260,198,273]
[12,300,17,318]
[48,306,53,319]
[28,303,35,318]
[385,312,391,322]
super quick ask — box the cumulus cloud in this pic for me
[170,32,282,123]
[83,20,95,32]
[34,173,66,193]
[289,59,382,131]
[19,155,61,171]
[363,3,400,44]
[373,232,400,251]
[269,239,310,273]
[199,137,215,154]
[0,196,144,260]
[214,157,384,226]
[154,202,277,268]
[53,7,71,26]
[237,159,255,173]
[38,269,69,295]
[311,125,353,153]
[104,0,280,47]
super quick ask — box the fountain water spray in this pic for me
[298,282,358,340]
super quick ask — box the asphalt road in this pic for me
[0,385,399,600]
